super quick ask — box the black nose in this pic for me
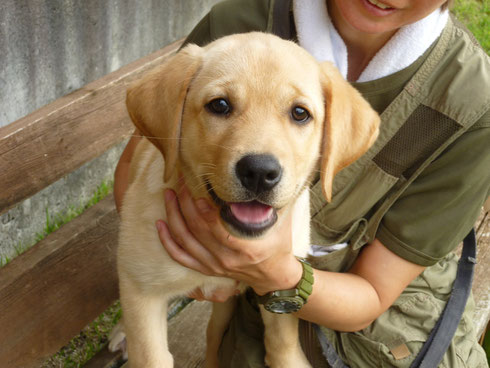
[235,154,282,194]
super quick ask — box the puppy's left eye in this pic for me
[291,106,311,124]
[206,98,232,115]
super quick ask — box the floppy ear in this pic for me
[320,62,380,202]
[126,44,203,181]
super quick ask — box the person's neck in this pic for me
[344,31,395,81]
[327,0,397,81]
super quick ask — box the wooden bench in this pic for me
[0,39,193,368]
[0,38,488,368]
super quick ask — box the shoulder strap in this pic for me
[410,229,477,368]
[271,0,294,40]
[313,324,350,368]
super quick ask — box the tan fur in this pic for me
[110,32,379,367]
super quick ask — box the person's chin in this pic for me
[334,0,401,36]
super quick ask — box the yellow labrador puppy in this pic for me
[110,32,379,367]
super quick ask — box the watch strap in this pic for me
[296,258,314,302]
[256,257,314,306]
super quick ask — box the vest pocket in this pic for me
[307,162,398,272]
[310,161,398,245]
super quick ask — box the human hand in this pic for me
[155,180,303,296]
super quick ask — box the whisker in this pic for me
[312,168,326,176]
[193,172,215,180]
[125,134,189,141]
[199,163,217,169]
[306,187,323,202]
[206,142,234,151]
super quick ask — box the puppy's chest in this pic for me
[290,190,312,259]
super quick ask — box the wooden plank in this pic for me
[0,39,182,216]
[83,348,124,368]
[483,197,490,212]
[168,300,211,368]
[474,209,490,338]
[0,195,120,368]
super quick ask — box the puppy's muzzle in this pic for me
[207,154,283,237]
[235,154,282,195]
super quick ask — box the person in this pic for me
[114,0,490,366]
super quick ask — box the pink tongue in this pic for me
[230,201,274,224]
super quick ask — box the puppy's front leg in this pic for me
[205,298,237,368]
[260,307,311,368]
[120,278,172,368]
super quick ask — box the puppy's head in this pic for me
[127,32,379,237]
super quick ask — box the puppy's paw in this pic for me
[108,322,128,360]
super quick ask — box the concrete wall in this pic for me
[1,0,221,127]
[0,0,222,263]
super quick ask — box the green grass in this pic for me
[42,301,122,368]
[35,179,113,242]
[0,180,113,268]
[452,0,490,53]
[0,242,25,267]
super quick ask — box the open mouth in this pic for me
[363,0,396,14]
[366,0,392,10]
[207,183,278,237]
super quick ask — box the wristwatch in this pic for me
[256,258,314,314]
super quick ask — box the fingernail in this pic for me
[164,189,175,202]
[195,198,212,214]
[156,220,165,232]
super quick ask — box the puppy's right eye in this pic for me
[206,98,231,115]
[291,106,311,124]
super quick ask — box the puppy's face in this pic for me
[127,33,379,238]
[180,36,325,237]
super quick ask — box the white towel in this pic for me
[293,0,448,82]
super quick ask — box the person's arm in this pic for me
[295,238,424,331]
[114,129,142,213]
[157,183,425,332]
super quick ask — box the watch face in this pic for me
[265,299,302,314]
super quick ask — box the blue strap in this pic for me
[409,228,477,368]
[313,323,350,368]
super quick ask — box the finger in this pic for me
[188,288,205,301]
[163,190,224,274]
[176,181,251,255]
[175,184,216,241]
[176,185,239,258]
[192,287,240,303]
[164,189,194,246]
[209,287,241,303]
[194,197,220,223]
[156,220,213,275]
